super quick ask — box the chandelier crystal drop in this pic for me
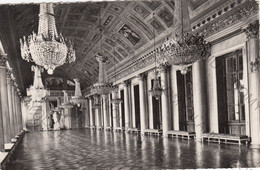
[149,70,163,100]
[20,3,76,75]
[26,65,49,102]
[71,79,86,107]
[159,0,210,67]
[160,33,210,66]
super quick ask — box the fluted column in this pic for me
[123,80,130,129]
[244,21,260,147]
[160,66,170,137]
[138,73,147,134]
[192,60,207,141]
[0,53,11,143]
[6,69,15,138]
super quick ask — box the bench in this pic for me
[167,130,196,140]
[115,127,124,132]
[127,128,140,134]
[144,129,163,136]
[202,133,249,146]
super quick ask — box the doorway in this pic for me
[134,85,140,129]
[216,50,245,135]
[177,67,194,132]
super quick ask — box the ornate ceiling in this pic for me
[0,0,224,93]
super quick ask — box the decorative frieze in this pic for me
[193,0,258,37]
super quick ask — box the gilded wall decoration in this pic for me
[118,24,141,46]
[193,1,258,37]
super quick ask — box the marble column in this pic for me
[84,99,90,127]
[41,100,48,130]
[138,73,147,134]
[95,107,101,127]
[17,95,23,132]
[0,53,11,143]
[112,91,118,130]
[89,97,94,127]
[160,65,170,137]
[244,21,260,147]
[123,80,130,130]
[11,82,18,135]
[6,69,15,138]
[102,95,108,128]
[0,56,5,151]
[171,66,179,130]
[192,60,207,141]
[131,82,136,128]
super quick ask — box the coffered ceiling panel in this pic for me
[0,0,215,93]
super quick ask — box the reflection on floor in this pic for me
[6,129,260,169]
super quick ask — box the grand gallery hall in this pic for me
[0,0,260,169]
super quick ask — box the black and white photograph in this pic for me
[0,0,260,169]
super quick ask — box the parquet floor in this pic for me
[6,129,260,169]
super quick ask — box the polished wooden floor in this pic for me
[6,129,260,169]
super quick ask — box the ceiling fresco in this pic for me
[0,0,218,93]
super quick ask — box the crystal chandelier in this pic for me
[90,53,113,95]
[90,6,113,96]
[26,65,49,102]
[71,79,86,107]
[20,3,76,75]
[149,69,163,100]
[160,33,210,65]
[149,13,163,100]
[159,0,210,68]
[60,90,73,109]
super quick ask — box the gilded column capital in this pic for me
[137,72,148,81]
[243,21,259,39]
[123,80,131,87]
[158,64,171,73]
